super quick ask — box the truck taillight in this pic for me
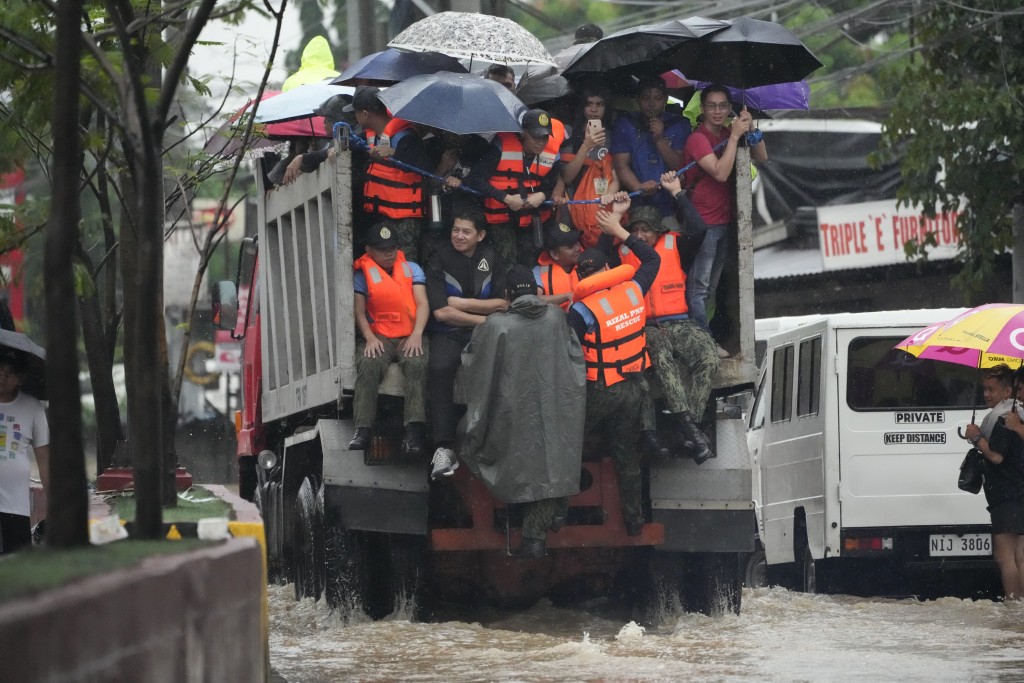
[234,410,242,434]
[844,536,893,552]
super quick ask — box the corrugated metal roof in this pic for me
[753,245,824,280]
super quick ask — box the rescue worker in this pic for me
[348,222,430,456]
[533,220,582,310]
[615,204,718,463]
[463,109,566,269]
[347,86,429,262]
[567,194,660,536]
[425,203,508,480]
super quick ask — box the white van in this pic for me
[748,309,996,595]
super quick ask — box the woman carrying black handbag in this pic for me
[963,364,1024,601]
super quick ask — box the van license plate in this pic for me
[929,534,992,556]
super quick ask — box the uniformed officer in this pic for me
[348,222,430,456]
[616,205,718,463]
[533,220,581,310]
[567,194,660,536]
[463,109,567,268]
[348,86,430,262]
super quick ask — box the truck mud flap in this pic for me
[287,419,429,535]
[649,416,755,553]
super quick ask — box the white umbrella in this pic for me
[389,12,556,67]
[253,82,355,124]
[0,329,45,400]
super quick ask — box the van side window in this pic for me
[770,345,794,423]
[797,337,821,417]
[846,336,983,410]
[750,373,767,430]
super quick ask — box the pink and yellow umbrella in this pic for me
[895,303,1024,369]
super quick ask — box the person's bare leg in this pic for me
[993,533,1022,600]
[1014,534,1024,601]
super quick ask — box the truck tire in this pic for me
[744,549,768,588]
[323,517,392,619]
[684,552,743,615]
[292,476,323,601]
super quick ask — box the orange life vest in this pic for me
[563,149,614,248]
[363,118,424,219]
[483,119,565,227]
[618,234,688,319]
[354,250,417,338]
[573,265,649,386]
[534,251,579,310]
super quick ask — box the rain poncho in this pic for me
[459,296,586,503]
[282,36,339,91]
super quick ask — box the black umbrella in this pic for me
[656,17,823,89]
[377,72,527,136]
[561,16,729,77]
[332,48,468,86]
[516,73,571,107]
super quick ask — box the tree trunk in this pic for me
[1013,202,1023,304]
[45,0,89,548]
[79,289,123,473]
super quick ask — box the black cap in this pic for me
[576,248,608,279]
[521,109,553,138]
[342,85,382,113]
[506,265,538,301]
[545,221,582,250]
[636,74,668,95]
[365,221,399,248]
[574,23,603,44]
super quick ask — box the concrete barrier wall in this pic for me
[0,538,266,683]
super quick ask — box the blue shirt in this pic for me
[610,112,691,217]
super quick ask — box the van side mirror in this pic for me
[212,281,238,330]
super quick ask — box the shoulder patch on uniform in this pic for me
[477,259,490,272]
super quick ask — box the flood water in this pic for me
[269,584,1024,681]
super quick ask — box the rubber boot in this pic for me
[348,426,372,451]
[676,411,713,465]
[640,430,671,459]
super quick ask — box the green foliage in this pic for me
[876,0,1024,297]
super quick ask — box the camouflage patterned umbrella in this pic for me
[388,12,556,67]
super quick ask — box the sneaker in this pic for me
[430,447,459,480]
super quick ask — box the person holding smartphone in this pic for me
[559,84,620,247]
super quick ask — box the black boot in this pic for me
[641,430,671,459]
[402,422,426,457]
[517,537,546,558]
[348,426,372,451]
[625,519,644,537]
[548,516,566,533]
[676,412,713,465]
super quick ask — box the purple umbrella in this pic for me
[680,74,810,110]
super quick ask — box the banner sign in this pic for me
[817,199,962,271]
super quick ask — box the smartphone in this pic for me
[587,119,603,135]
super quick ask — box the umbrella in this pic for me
[657,17,823,89]
[895,304,1024,369]
[561,16,729,77]
[515,73,570,107]
[377,71,527,136]
[333,48,468,86]
[0,329,45,400]
[388,12,556,67]
[203,91,332,160]
[679,75,810,110]
[252,82,355,124]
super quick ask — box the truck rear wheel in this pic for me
[322,506,393,619]
[292,476,323,601]
[683,552,743,615]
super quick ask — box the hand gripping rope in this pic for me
[332,122,763,207]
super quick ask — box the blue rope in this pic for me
[331,122,764,207]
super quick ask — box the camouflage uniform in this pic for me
[585,376,645,526]
[487,222,541,272]
[522,497,567,540]
[353,336,429,428]
[383,217,423,264]
[644,319,719,426]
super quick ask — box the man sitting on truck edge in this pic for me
[347,85,430,263]
[533,220,582,310]
[612,202,718,464]
[426,203,508,480]
[567,193,660,536]
[347,222,430,456]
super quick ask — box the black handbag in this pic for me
[958,448,984,494]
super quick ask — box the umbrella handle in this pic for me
[957,426,966,440]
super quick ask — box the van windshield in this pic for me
[846,336,982,411]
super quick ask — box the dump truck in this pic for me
[213,131,760,619]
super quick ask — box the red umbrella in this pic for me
[203,91,329,159]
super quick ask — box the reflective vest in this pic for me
[363,118,424,219]
[618,234,687,318]
[573,265,649,386]
[354,251,417,338]
[562,149,614,248]
[483,119,565,227]
[534,252,578,311]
